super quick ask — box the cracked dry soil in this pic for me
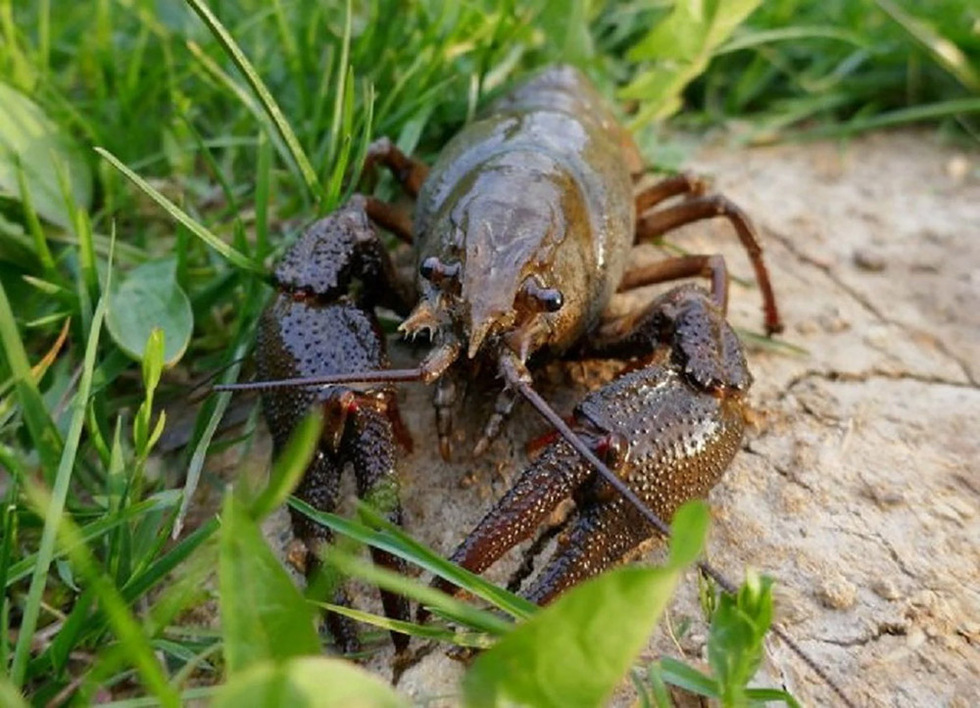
[251,131,979,706]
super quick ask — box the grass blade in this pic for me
[173,303,256,538]
[289,498,536,621]
[9,283,109,685]
[874,0,980,94]
[0,280,63,474]
[796,97,980,139]
[184,0,322,202]
[95,147,263,275]
[324,548,513,636]
[319,602,494,649]
[4,492,180,587]
[716,26,867,55]
[22,480,181,705]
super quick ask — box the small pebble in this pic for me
[945,155,970,183]
[818,574,857,610]
[818,312,850,333]
[873,578,901,601]
[679,632,706,655]
[286,539,308,574]
[947,497,975,519]
[866,487,905,509]
[906,627,927,650]
[959,621,980,640]
[864,324,891,348]
[933,501,963,523]
[853,248,887,272]
[795,319,819,336]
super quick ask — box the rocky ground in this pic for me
[246,130,979,706]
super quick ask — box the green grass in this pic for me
[1,0,977,704]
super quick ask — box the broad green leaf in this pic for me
[462,503,709,708]
[212,656,407,708]
[0,82,92,230]
[539,0,594,66]
[708,571,774,703]
[463,566,686,708]
[669,500,710,567]
[620,0,762,124]
[219,493,319,674]
[657,657,719,698]
[106,259,192,366]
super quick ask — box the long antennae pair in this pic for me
[214,368,854,706]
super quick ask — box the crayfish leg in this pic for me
[633,172,708,213]
[631,174,782,335]
[364,195,414,245]
[433,375,458,461]
[617,253,728,313]
[362,136,429,198]
[472,385,519,458]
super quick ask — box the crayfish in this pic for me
[222,65,852,704]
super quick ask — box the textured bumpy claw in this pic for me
[432,284,751,606]
[255,199,413,653]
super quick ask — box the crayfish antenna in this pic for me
[498,353,856,708]
[212,368,425,393]
[213,338,465,394]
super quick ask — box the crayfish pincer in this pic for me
[254,197,415,653]
[435,279,751,604]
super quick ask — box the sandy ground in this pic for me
[246,130,979,707]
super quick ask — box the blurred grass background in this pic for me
[0,0,977,703]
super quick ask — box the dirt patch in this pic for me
[252,131,979,706]
[681,132,979,707]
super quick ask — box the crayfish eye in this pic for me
[540,288,563,312]
[419,256,461,292]
[520,278,564,313]
[419,256,438,281]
